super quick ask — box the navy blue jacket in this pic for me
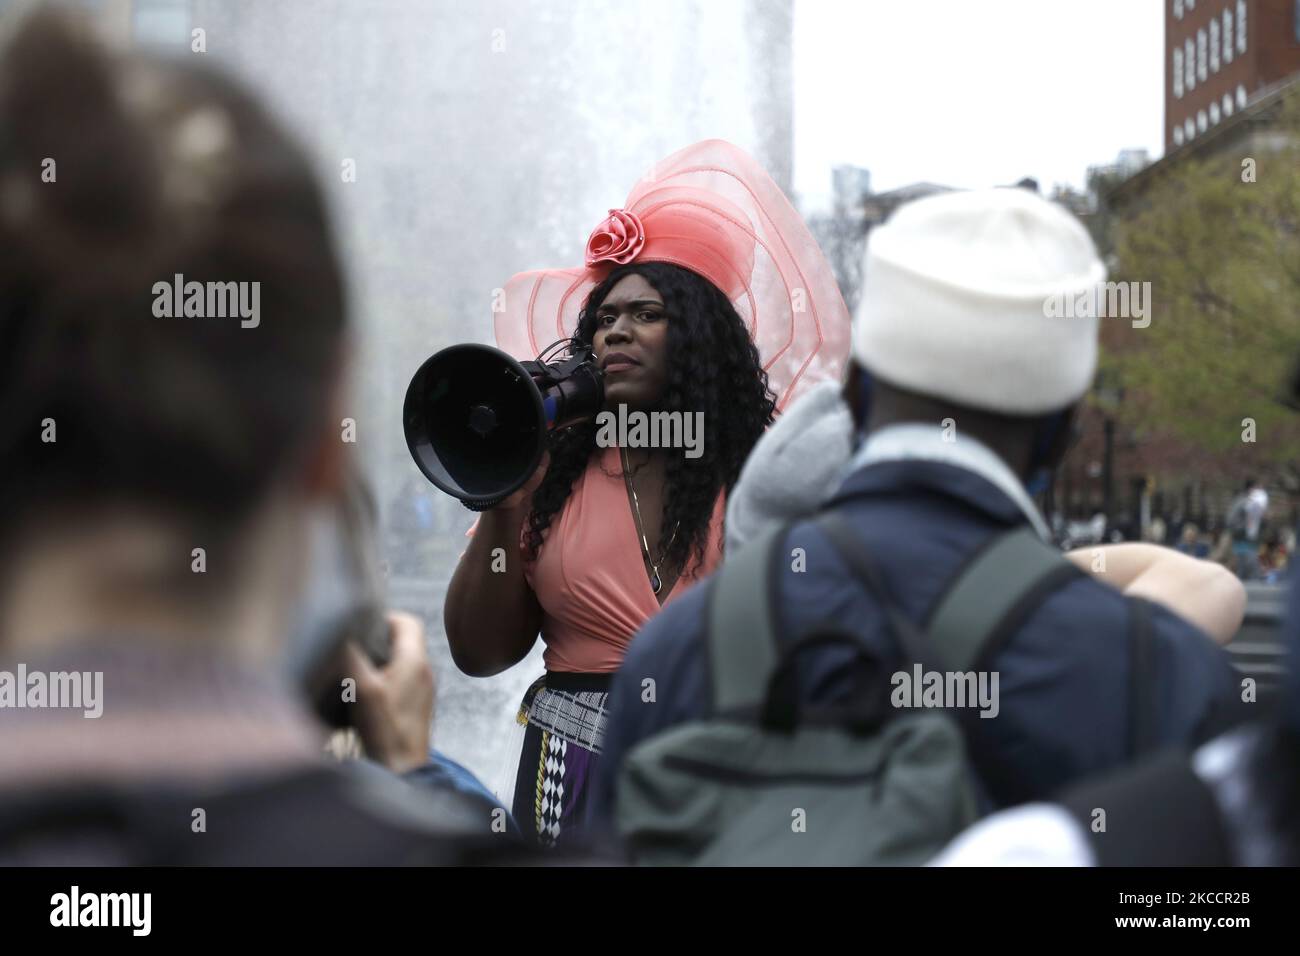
[595,458,1245,821]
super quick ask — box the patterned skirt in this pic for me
[510,672,612,848]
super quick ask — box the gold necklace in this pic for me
[621,446,679,595]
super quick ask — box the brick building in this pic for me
[1167,0,1300,150]
[1066,1,1300,538]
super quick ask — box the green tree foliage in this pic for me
[1111,95,1300,469]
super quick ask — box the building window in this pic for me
[1210,19,1220,72]
[1174,0,1183,19]
[1186,38,1196,89]
[1197,29,1208,81]
[1174,48,1184,97]
[1237,84,1248,109]
[1187,0,1194,8]
[1223,92,1234,116]
[1237,0,1247,53]
[1224,9,1234,63]
[1210,102,1221,124]
[1174,126,1185,146]
[1185,118,1196,140]
[1198,110,1208,133]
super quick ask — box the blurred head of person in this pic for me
[0,10,347,666]
[844,186,1106,487]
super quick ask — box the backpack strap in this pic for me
[706,521,789,715]
[818,514,1080,675]
[707,512,1164,770]
[925,526,1084,673]
[814,512,1083,807]
[812,513,943,671]
[1057,749,1235,866]
[933,533,1163,758]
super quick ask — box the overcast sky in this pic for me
[792,0,1166,210]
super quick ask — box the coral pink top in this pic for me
[471,446,725,674]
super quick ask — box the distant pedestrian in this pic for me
[1227,479,1268,578]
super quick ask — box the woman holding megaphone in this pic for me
[440,141,850,848]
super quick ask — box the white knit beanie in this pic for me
[852,187,1107,416]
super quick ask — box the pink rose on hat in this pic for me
[584,208,646,267]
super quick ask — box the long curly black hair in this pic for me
[523,262,775,572]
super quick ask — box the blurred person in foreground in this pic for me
[0,10,526,865]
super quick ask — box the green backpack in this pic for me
[614,509,1131,866]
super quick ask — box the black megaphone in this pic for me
[402,339,604,510]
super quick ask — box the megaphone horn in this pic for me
[402,340,604,511]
